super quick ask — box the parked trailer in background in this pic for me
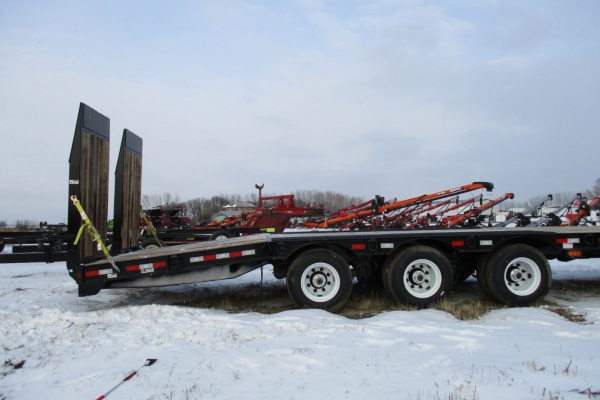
[0,224,68,263]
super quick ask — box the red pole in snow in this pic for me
[95,359,157,400]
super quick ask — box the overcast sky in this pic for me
[1,0,599,223]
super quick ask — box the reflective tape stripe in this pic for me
[85,268,113,278]
[126,261,167,272]
[556,238,580,244]
[190,249,256,264]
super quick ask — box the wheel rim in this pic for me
[503,257,541,296]
[300,262,341,303]
[214,235,228,241]
[403,259,442,299]
[145,244,160,249]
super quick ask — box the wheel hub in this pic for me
[409,269,427,286]
[300,262,341,302]
[403,260,442,299]
[504,258,541,296]
[509,268,525,282]
[309,271,329,291]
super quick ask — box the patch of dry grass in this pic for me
[540,303,587,323]
[168,277,595,323]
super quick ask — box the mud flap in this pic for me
[78,279,106,297]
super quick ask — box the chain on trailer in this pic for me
[70,195,120,272]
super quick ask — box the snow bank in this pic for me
[0,258,599,399]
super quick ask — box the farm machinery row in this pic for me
[135,183,598,251]
[2,172,598,263]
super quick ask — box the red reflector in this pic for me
[352,244,366,250]
[230,251,243,258]
[556,238,567,244]
[126,265,140,272]
[204,254,217,261]
[154,261,167,268]
[85,270,100,277]
[452,241,465,247]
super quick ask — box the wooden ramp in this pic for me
[67,103,144,271]
[67,103,110,265]
[112,129,143,255]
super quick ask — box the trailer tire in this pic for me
[385,246,453,307]
[140,238,164,249]
[286,249,353,312]
[475,254,494,300]
[381,256,393,294]
[483,244,551,306]
[0,242,4,253]
[210,229,233,241]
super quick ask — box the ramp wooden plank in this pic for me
[67,103,110,265]
[112,130,143,254]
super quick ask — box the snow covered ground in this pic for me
[1,246,599,400]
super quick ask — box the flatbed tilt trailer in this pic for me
[74,226,600,310]
[65,103,600,311]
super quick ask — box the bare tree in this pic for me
[593,177,600,197]
[142,193,184,209]
[293,189,365,213]
[142,194,161,209]
[16,220,37,230]
[184,194,242,224]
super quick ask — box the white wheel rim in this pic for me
[503,257,541,296]
[403,259,442,299]
[300,262,341,303]
[214,235,228,241]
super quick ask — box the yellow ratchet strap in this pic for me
[70,195,120,272]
